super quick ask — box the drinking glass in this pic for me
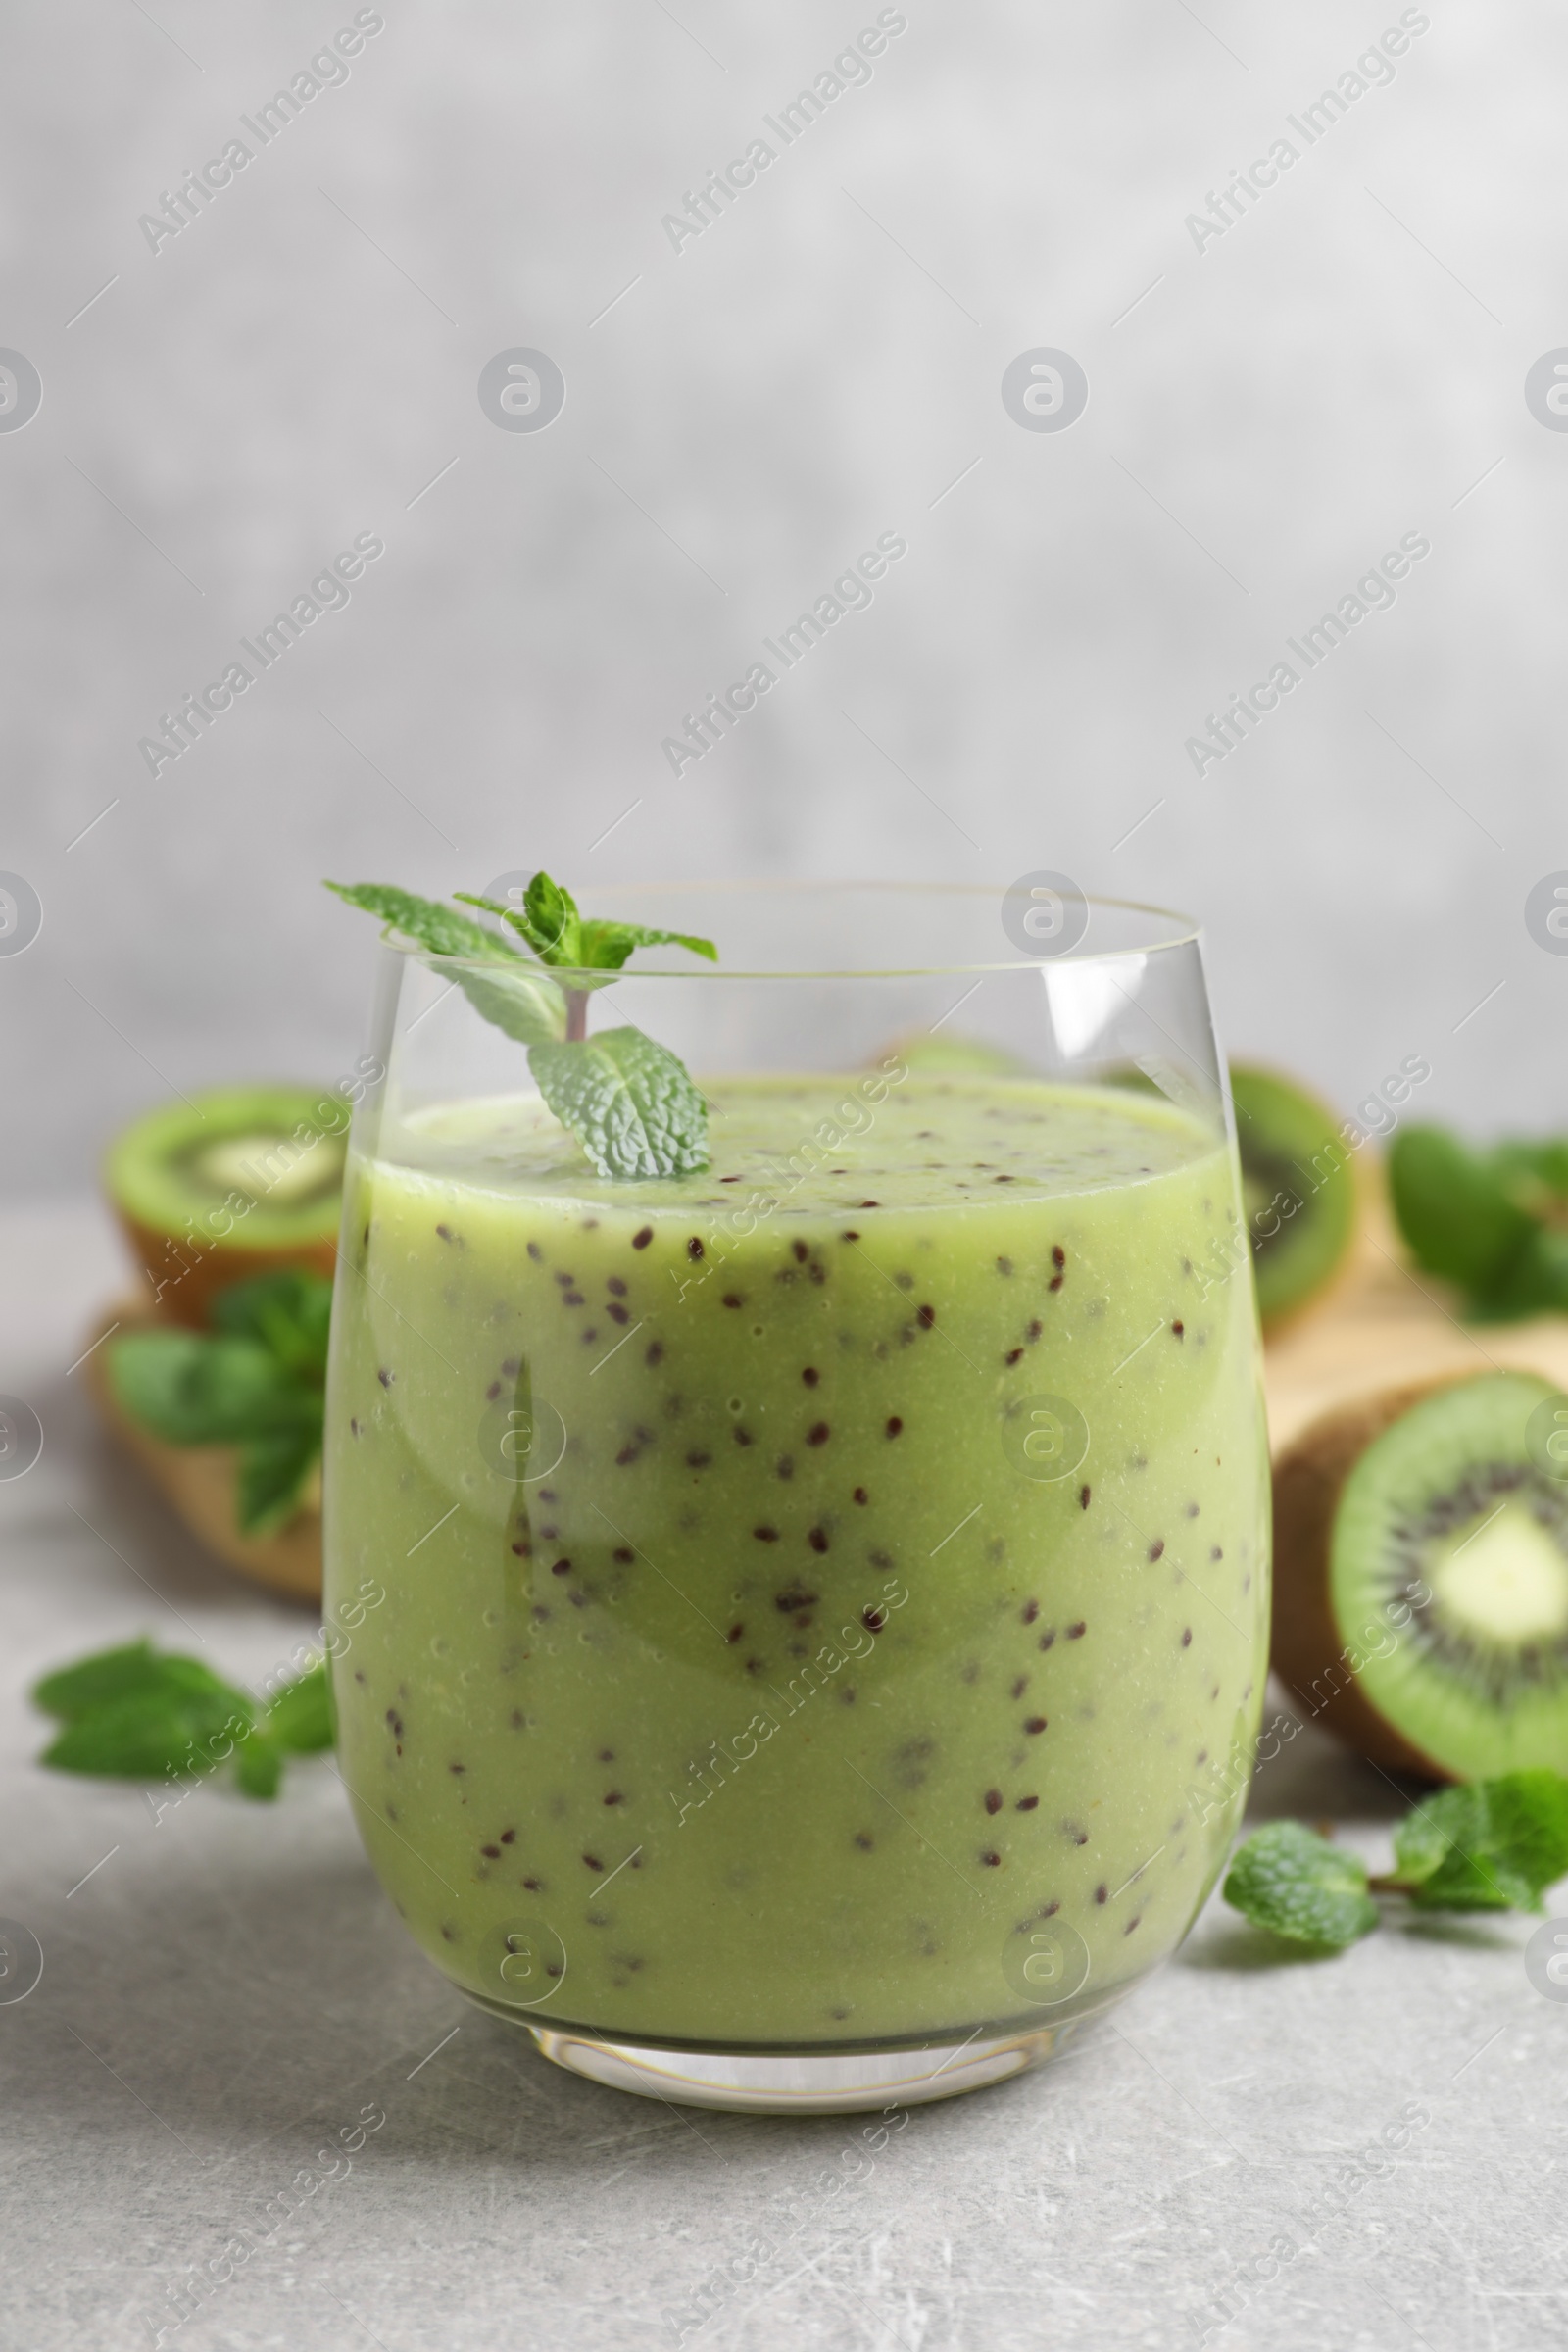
[324,882,1269,2113]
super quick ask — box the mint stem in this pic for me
[565,988,589,1043]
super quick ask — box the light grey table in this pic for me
[3,1202,1557,2352]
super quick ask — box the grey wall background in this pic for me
[4,0,1566,1197]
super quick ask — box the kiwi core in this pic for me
[1428,1508,1568,1644]
[194,1133,345,1206]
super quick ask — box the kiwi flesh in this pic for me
[1273,1370,1568,1779]
[1230,1063,1357,1331]
[106,1085,346,1330]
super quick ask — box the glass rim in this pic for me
[376,881,1202,980]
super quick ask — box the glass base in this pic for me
[515,2018,1084,2113]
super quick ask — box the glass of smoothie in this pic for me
[324,881,1269,2113]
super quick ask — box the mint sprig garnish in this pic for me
[327,870,716,1177]
[109,1268,329,1534]
[32,1640,333,1802]
[1224,1771,1568,1951]
[1391,1125,1568,1320]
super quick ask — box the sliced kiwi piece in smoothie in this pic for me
[1273,1370,1568,1779]
[106,1085,347,1329]
[1230,1063,1357,1331]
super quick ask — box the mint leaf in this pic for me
[1494,1139,1568,1207]
[237,1425,321,1536]
[327,880,566,1047]
[210,1269,331,1381]
[110,1331,314,1446]
[43,1701,194,1779]
[517,869,580,964]
[1389,1124,1568,1319]
[1393,1773,1568,1913]
[33,1642,245,1724]
[1469,1226,1568,1322]
[42,1685,252,1780]
[264,1658,333,1753]
[1389,1127,1533,1296]
[1223,1822,1379,1948]
[1391,1790,1463,1889]
[35,1640,163,1720]
[577,920,717,972]
[528,1025,709,1178]
[451,960,569,1049]
[325,880,518,963]
[232,1730,286,1799]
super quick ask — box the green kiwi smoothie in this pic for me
[325,1073,1269,2047]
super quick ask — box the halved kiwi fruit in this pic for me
[1273,1370,1568,1779]
[106,1085,347,1330]
[1230,1063,1358,1331]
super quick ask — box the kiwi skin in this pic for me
[115,1213,336,1333]
[1271,1379,1468,1779]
